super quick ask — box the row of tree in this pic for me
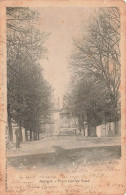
[7,8,52,141]
[64,8,121,135]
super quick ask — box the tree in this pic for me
[67,7,121,135]
[64,75,111,135]
[7,8,52,141]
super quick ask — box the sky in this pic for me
[36,7,95,102]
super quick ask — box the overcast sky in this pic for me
[37,7,95,101]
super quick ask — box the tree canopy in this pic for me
[7,7,52,140]
[65,8,121,134]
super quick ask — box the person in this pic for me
[15,128,21,148]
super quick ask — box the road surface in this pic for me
[7,136,121,170]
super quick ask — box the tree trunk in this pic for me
[33,132,35,140]
[87,125,90,136]
[25,129,28,141]
[114,107,118,135]
[30,130,32,141]
[114,120,118,135]
[83,128,85,136]
[19,125,23,142]
[79,127,81,134]
[82,124,85,136]
[33,132,37,140]
[37,132,40,140]
[93,126,97,137]
[8,115,13,141]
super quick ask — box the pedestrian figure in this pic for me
[15,128,21,148]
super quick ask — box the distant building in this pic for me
[59,108,79,135]
[42,98,79,136]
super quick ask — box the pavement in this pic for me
[7,136,121,158]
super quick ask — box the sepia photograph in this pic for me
[0,1,126,194]
[7,6,121,169]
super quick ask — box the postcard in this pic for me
[0,0,126,194]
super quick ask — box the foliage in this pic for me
[7,7,52,139]
[65,8,121,132]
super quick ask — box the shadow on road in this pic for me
[7,145,121,170]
